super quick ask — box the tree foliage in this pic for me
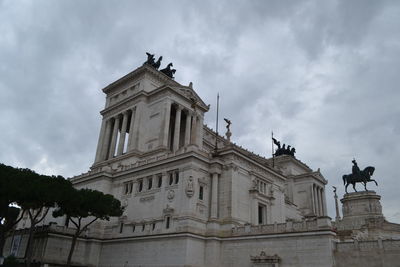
[0,163,72,266]
[53,188,124,266]
[0,163,123,267]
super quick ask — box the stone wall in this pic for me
[3,226,101,266]
[4,221,337,267]
[334,239,400,267]
[220,233,335,267]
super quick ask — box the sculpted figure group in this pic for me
[272,137,296,157]
[342,159,378,193]
[144,52,176,79]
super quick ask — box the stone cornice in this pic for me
[100,84,209,117]
[288,171,328,184]
[218,149,286,182]
[273,154,313,172]
[102,64,180,94]
[78,150,212,184]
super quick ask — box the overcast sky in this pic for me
[1,0,400,222]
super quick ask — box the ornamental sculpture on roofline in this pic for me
[272,137,296,157]
[143,52,176,79]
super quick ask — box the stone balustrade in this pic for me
[231,217,332,236]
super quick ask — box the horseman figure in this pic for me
[352,159,361,180]
[343,159,378,193]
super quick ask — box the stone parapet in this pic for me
[231,217,333,236]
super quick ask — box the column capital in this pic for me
[176,104,183,111]
[210,163,222,174]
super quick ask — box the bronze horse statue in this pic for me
[342,166,378,193]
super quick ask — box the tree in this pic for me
[0,206,20,262]
[17,174,72,267]
[0,163,31,260]
[0,163,73,266]
[53,188,123,267]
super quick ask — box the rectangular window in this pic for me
[174,171,179,184]
[199,186,204,200]
[132,224,135,232]
[148,177,153,190]
[152,223,156,230]
[119,222,124,233]
[157,174,162,188]
[129,182,133,194]
[124,181,133,194]
[124,183,129,194]
[258,204,266,225]
[166,216,170,229]
[169,173,174,185]
[138,179,143,192]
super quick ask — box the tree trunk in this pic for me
[0,229,5,259]
[24,224,35,267]
[66,229,80,267]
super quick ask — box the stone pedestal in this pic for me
[341,191,383,219]
[335,191,387,239]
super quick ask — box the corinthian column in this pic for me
[129,103,143,151]
[127,108,136,151]
[184,110,191,146]
[173,106,182,151]
[117,111,129,156]
[94,119,107,162]
[317,187,322,216]
[108,116,120,158]
[311,184,316,215]
[319,187,325,216]
[322,189,327,216]
[196,115,203,147]
[162,101,172,148]
[100,118,113,160]
[190,113,197,144]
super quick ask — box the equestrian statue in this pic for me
[342,159,378,193]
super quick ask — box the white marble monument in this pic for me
[6,57,338,267]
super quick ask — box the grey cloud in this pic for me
[1,0,400,222]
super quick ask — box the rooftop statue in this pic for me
[224,118,232,142]
[143,53,176,77]
[272,137,296,157]
[153,56,162,70]
[224,118,232,131]
[144,53,163,70]
[342,159,378,193]
[144,52,155,65]
[160,63,176,79]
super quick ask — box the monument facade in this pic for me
[4,55,400,267]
